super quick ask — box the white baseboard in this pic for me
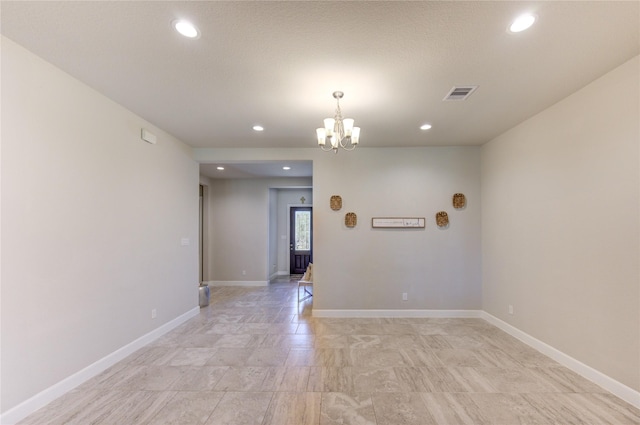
[268,271,290,280]
[312,309,483,318]
[0,307,200,425]
[206,280,269,287]
[480,311,640,409]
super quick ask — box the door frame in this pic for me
[198,183,209,284]
[287,203,312,274]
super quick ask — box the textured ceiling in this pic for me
[2,1,639,152]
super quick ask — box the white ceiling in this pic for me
[2,1,638,157]
[200,160,312,179]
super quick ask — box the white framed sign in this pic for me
[371,217,425,228]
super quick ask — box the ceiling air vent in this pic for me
[443,85,478,101]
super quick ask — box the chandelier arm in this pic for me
[319,144,337,152]
[339,139,357,151]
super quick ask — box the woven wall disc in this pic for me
[436,211,449,227]
[330,195,342,211]
[345,212,357,228]
[453,193,466,209]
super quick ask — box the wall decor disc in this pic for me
[436,211,449,227]
[453,193,466,209]
[345,212,357,228]
[330,195,342,211]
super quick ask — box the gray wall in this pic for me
[204,178,312,284]
[312,147,482,311]
[481,56,639,391]
[1,38,199,412]
[197,147,482,310]
[269,188,278,279]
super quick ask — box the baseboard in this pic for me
[480,311,640,409]
[312,309,483,318]
[0,307,200,425]
[207,280,269,287]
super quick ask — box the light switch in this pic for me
[181,238,190,246]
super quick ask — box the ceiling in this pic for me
[2,1,638,177]
[200,160,312,180]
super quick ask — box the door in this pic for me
[290,207,312,274]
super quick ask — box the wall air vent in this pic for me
[443,85,478,101]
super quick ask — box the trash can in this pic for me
[199,284,210,307]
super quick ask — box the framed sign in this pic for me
[372,217,425,228]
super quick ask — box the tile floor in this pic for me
[18,276,640,424]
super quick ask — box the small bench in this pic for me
[298,263,313,303]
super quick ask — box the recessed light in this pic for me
[420,124,432,130]
[172,20,200,38]
[283,166,291,170]
[216,166,224,171]
[252,125,264,132]
[509,13,536,33]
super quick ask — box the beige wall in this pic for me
[481,56,640,391]
[1,37,199,412]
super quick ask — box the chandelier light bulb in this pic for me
[324,118,335,137]
[343,118,354,137]
[316,128,326,146]
[351,127,361,145]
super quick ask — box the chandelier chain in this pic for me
[334,101,345,144]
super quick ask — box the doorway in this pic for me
[290,206,312,274]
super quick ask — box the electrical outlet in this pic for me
[508,305,514,315]
[242,270,247,276]
[402,292,408,301]
[151,309,157,319]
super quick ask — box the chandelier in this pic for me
[316,91,360,153]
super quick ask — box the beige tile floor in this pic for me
[18,276,640,425]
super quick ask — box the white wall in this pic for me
[205,177,312,284]
[1,37,199,413]
[481,56,640,392]
[312,147,482,311]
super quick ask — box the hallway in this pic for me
[18,279,640,424]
